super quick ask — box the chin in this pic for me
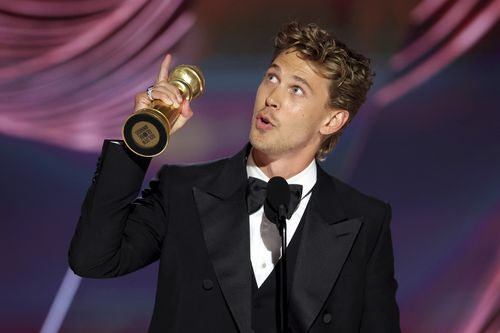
[249,135,269,153]
[250,137,286,158]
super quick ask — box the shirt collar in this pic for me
[246,150,317,199]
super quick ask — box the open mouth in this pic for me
[260,116,271,125]
[257,114,273,127]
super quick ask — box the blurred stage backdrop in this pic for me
[1,0,499,332]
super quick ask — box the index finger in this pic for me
[156,54,172,83]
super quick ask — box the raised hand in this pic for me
[134,54,194,135]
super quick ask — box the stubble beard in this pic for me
[249,125,293,158]
[249,105,293,157]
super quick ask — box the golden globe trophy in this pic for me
[122,65,205,157]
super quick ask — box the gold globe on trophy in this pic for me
[122,65,205,157]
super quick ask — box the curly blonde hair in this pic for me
[273,22,374,160]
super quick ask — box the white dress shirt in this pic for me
[246,152,317,287]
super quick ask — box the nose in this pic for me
[265,89,280,110]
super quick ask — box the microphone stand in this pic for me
[278,204,288,333]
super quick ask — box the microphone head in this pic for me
[264,176,290,224]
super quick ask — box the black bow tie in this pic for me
[246,177,303,219]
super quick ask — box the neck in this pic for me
[251,148,315,179]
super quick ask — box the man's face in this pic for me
[249,50,335,160]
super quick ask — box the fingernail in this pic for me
[173,102,179,108]
[176,95,182,103]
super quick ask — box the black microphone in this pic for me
[264,176,290,226]
[264,176,290,332]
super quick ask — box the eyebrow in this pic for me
[269,63,313,93]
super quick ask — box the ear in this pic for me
[320,109,349,136]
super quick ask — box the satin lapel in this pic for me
[290,167,363,332]
[193,145,253,333]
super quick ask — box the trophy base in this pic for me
[122,108,170,157]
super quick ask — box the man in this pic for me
[69,22,400,332]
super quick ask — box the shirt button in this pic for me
[261,263,266,269]
[202,279,213,290]
[323,312,332,324]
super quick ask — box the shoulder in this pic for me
[156,144,250,186]
[156,156,231,188]
[322,168,390,223]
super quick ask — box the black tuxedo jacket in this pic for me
[69,141,400,333]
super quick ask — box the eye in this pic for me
[266,73,278,83]
[290,86,304,96]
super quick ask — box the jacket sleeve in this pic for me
[68,140,167,278]
[360,203,401,332]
